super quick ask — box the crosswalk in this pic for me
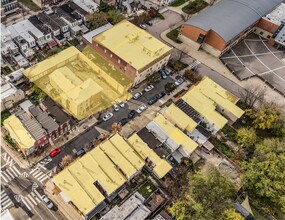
[29,167,50,184]
[19,192,42,211]
[1,190,14,212]
[1,165,21,183]
[1,152,15,167]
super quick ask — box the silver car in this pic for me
[41,195,54,209]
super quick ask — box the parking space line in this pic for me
[222,51,284,59]
[244,40,285,82]
[230,49,255,76]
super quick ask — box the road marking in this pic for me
[5,169,15,179]
[32,206,44,220]
[34,171,43,179]
[1,173,9,183]
[38,175,49,183]
[29,168,39,174]
[8,166,18,177]
[34,190,42,199]
[32,182,39,191]
[12,166,21,175]
[23,196,34,209]
[2,171,12,181]
[27,194,37,206]
[14,195,22,202]
[21,172,29,178]
[1,191,13,212]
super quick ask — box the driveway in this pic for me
[147,10,183,40]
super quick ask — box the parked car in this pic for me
[76,148,86,157]
[136,104,147,114]
[118,102,125,108]
[148,97,158,105]
[41,195,54,209]
[144,85,154,92]
[119,118,128,126]
[139,24,147,30]
[113,104,120,112]
[175,78,184,86]
[103,112,113,121]
[133,92,143,100]
[146,21,153,26]
[156,92,166,99]
[49,148,61,158]
[128,110,137,119]
[160,70,167,79]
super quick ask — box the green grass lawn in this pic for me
[138,181,156,199]
[1,66,12,75]
[166,29,182,44]
[170,0,188,7]
[18,0,40,11]
[182,0,208,14]
[221,124,237,142]
[210,137,234,158]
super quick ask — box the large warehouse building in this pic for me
[179,0,283,57]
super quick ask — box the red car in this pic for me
[49,148,61,158]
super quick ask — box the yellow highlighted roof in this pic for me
[153,114,198,154]
[99,136,144,178]
[128,134,172,178]
[164,104,197,133]
[52,161,105,215]
[195,77,244,119]
[109,134,144,170]
[93,20,172,70]
[181,77,244,129]
[3,115,35,151]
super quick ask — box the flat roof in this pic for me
[101,192,150,220]
[196,77,244,119]
[265,3,285,25]
[83,23,113,44]
[184,0,282,42]
[72,0,98,13]
[164,104,197,133]
[99,135,144,178]
[153,114,198,154]
[3,115,35,150]
[93,20,172,70]
[128,134,172,178]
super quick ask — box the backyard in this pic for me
[18,0,40,11]
[182,0,208,14]
[1,110,11,126]
[138,180,157,199]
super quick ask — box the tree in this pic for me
[97,0,114,12]
[183,69,202,83]
[236,127,257,149]
[242,139,285,214]
[86,12,108,29]
[245,103,284,136]
[107,10,125,25]
[32,84,47,100]
[111,122,122,133]
[222,209,244,220]
[60,155,73,168]
[239,83,265,108]
[169,166,237,219]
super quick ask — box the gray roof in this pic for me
[184,0,283,42]
[29,106,59,133]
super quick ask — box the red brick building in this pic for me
[179,0,283,57]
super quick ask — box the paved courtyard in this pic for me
[221,34,285,95]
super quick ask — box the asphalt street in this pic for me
[1,148,66,220]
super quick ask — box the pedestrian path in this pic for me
[1,190,14,212]
[29,167,50,184]
[1,165,21,183]
[1,152,15,168]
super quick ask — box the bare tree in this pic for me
[111,122,122,134]
[209,0,216,6]
[60,155,73,168]
[239,83,265,108]
[175,47,187,62]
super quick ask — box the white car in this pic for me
[113,104,120,112]
[175,78,184,86]
[136,104,147,114]
[139,24,147,30]
[118,102,125,108]
[133,92,143,100]
[103,112,113,121]
[144,85,154,92]
[41,195,53,209]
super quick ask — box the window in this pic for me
[267,35,270,38]
[197,34,205,44]
[260,31,264,35]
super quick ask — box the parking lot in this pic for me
[42,74,178,171]
[221,33,285,95]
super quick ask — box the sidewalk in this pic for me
[44,179,82,220]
